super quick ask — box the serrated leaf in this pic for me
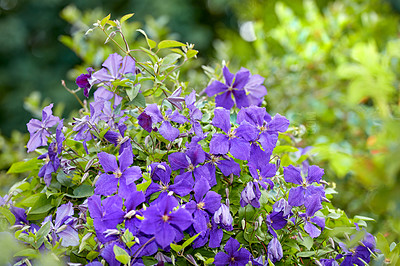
[137,29,156,49]
[121,13,134,23]
[113,245,130,265]
[100,14,111,27]
[158,40,186,49]
[182,233,200,249]
[7,158,40,174]
[170,243,183,252]
[0,207,16,225]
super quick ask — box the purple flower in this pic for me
[140,195,192,249]
[26,103,60,152]
[89,53,136,89]
[88,195,125,244]
[248,162,276,190]
[204,154,241,187]
[204,66,251,110]
[299,207,325,238]
[268,237,283,263]
[76,67,94,97]
[94,148,141,197]
[213,203,233,231]
[185,177,221,237]
[240,181,261,208]
[243,71,267,106]
[265,211,288,237]
[167,87,185,110]
[124,191,145,235]
[145,162,193,199]
[185,90,204,138]
[139,104,187,141]
[284,165,325,214]
[210,108,255,160]
[320,258,339,266]
[214,237,252,266]
[38,142,60,186]
[43,202,79,247]
[337,225,376,266]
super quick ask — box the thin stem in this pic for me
[61,80,85,109]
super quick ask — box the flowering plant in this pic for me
[1,14,387,266]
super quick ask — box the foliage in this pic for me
[211,0,400,242]
[0,13,395,266]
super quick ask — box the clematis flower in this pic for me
[26,103,60,152]
[337,225,377,266]
[76,67,94,97]
[283,164,325,211]
[243,71,268,106]
[240,181,261,208]
[185,177,221,237]
[42,202,79,247]
[185,90,204,138]
[214,237,252,266]
[139,103,187,141]
[94,148,141,197]
[140,195,192,249]
[268,237,283,263]
[87,53,136,96]
[210,108,256,160]
[213,203,233,231]
[248,162,276,190]
[204,66,251,110]
[88,195,125,244]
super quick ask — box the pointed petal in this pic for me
[168,152,189,170]
[95,174,118,196]
[283,165,303,185]
[288,186,305,207]
[212,108,231,133]
[215,91,234,110]
[204,80,228,97]
[306,165,324,184]
[159,121,180,142]
[232,89,250,108]
[304,221,321,238]
[232,68,250,89]
[229,138,250,160]
[98,152,118,172]
[209,134,230,155]
[222,66,234,87]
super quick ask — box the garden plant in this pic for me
[0,13,398,266]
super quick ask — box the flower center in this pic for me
[114,169,122,178]
[188,164,195,171]
[162,214,170,222]
[228,129,236,139]
[197,202,205,210]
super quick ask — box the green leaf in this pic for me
[354,215,375,221]
[297,251,316,257]
[273,145,299,154]
[13,248,39,258]
[36,221,51,240]
[0,207,16,225]
[182,233,200,249]
[136,179,151,192]
[158,40,186,49]
[162,54,181,66]
[7,158,40,174]
[126,85,140,101]
[186,49,198,59]
[129,93,146,108]
[136,29,156,49]
[71,184,94,198]
[170,243,183,252]
[298,235,313,250]
[100,14,111,27]
[205,258,214,264]
[57,171,73,187]
[376,233,390,257]
[120,13,134,23]
[113,245,130,265]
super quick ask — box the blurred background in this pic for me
[1,0,399,242]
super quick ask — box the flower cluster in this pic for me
[4,22,380,266]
